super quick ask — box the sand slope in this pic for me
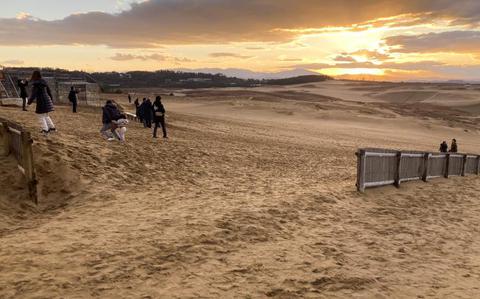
[1,84,480,298]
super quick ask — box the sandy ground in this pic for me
[1,81,480,298]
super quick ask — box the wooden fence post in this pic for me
[422,153,431,182]
[0,122,11,156]
[477,155,480,176]
[445,153,450,178]
[21,131,38,204]
[356,149,366,192]
[461,154,468,177]
[394,151,402,188]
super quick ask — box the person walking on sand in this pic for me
[27,70,56,135]
[128,93,132,104]
[17,79,29,111]
[68,86,79,113]
[152,96,168,139]
[450,139,458,153]
[439,141,448,153]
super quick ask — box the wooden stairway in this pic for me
[0,71,20,98]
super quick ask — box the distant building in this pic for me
[0,67,101,105]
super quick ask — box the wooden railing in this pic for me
[356,148,480,192]
[125,112,139,122]
[0,118,37,204]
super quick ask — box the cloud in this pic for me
[279,57,303,62]
[333,55,357,62]
[291,60,445,71]
[1,59,24,66]
[348,50,392,61]
[1,0,480,47]
[111,53,167,61]
[111,53,195,63]
[332,50,392,63]
[209,52,253,59]
[15,12,34,20]
[386,31,480,54]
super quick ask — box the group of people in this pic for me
[19,70,57,135]
[19,70,167,141]
[19,77,79,114]
[134,97,167,138]
[439,139,458,153]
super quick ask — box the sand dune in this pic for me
[1,82,480,298]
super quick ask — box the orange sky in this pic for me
[1,0,480,81]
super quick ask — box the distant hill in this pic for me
[2,67,332,90]
[90,70,332,90]
[263,75,332,85]
[174,68,321,80]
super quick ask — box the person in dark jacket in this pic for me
[138,98,146,124]
[439,141,448,153]
[450,139,458,153]
[27,70,56,134]
[152,96,167,138]
[68,86,79,113]
[143,98,153,128]
[101,100,121,140]
[128,94,132,104]
[134,98,141,123]
[18,79,29,111]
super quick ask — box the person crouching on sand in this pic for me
[101,100,121,141]
[112,118,129,142]
[27,70,56,135]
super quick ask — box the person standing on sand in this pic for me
[68,86,79,113]
[134,98,141,123]
[143,98,153,128]
[439,141,448,153]
[152,96,168,139]
[138,98,146,124]
[450,139,458,153]
[27,70,56,135]
[128,94,132,104]
[17,79,29,111]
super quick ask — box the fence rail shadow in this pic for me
[356,148,480,192]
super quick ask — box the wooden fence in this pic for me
[0,118,38,204]
[356,148,480,192]
[125,112,139,122]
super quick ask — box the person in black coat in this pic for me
[450,139,458,153]
[27,70,56,134]
[152,96,167,138]
[439,141,448,153]
[17,79,29,111]
[68,86,79,113]
[138,98,146,124]
[143,98,153,128]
